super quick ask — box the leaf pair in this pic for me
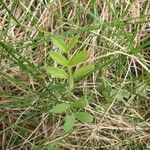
[50,35,89,67]
[51,35,79,53]
[53,100,93,133]
[49,50,89,67]
[47,35,94,79]
[46,64,94,79]
[63,112,93,132]
[53,98,87,114]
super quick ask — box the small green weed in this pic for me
[45,35,94,132]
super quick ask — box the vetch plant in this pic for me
[45,35,94,132]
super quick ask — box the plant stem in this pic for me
[67,67,74,100]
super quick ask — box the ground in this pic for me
[0,0,150,149]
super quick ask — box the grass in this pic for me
[0,0,150,149]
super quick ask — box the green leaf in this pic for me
[69,51,89,67]
[46,66,68,79]
[63,115,75,132]
[73,65,94,78]
[51,36,68,53]
[67,35,79,52]
[71,98,87,109]
[53,103,70,114]
[49,51,69,67]
[75,112,93,123]
[117,91,130,101]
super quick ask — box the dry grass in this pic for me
[0,0,150,149]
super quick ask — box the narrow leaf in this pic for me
[51,36,67,53]
[67,35,79,52]
[75,112,93,123]
[73,65,94,78]
[63,115,75,132]
[53,103,70,114]
[71,98,87,109]
[69,51,88,67]
[46,66,68,79]
[49,51,69,67]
